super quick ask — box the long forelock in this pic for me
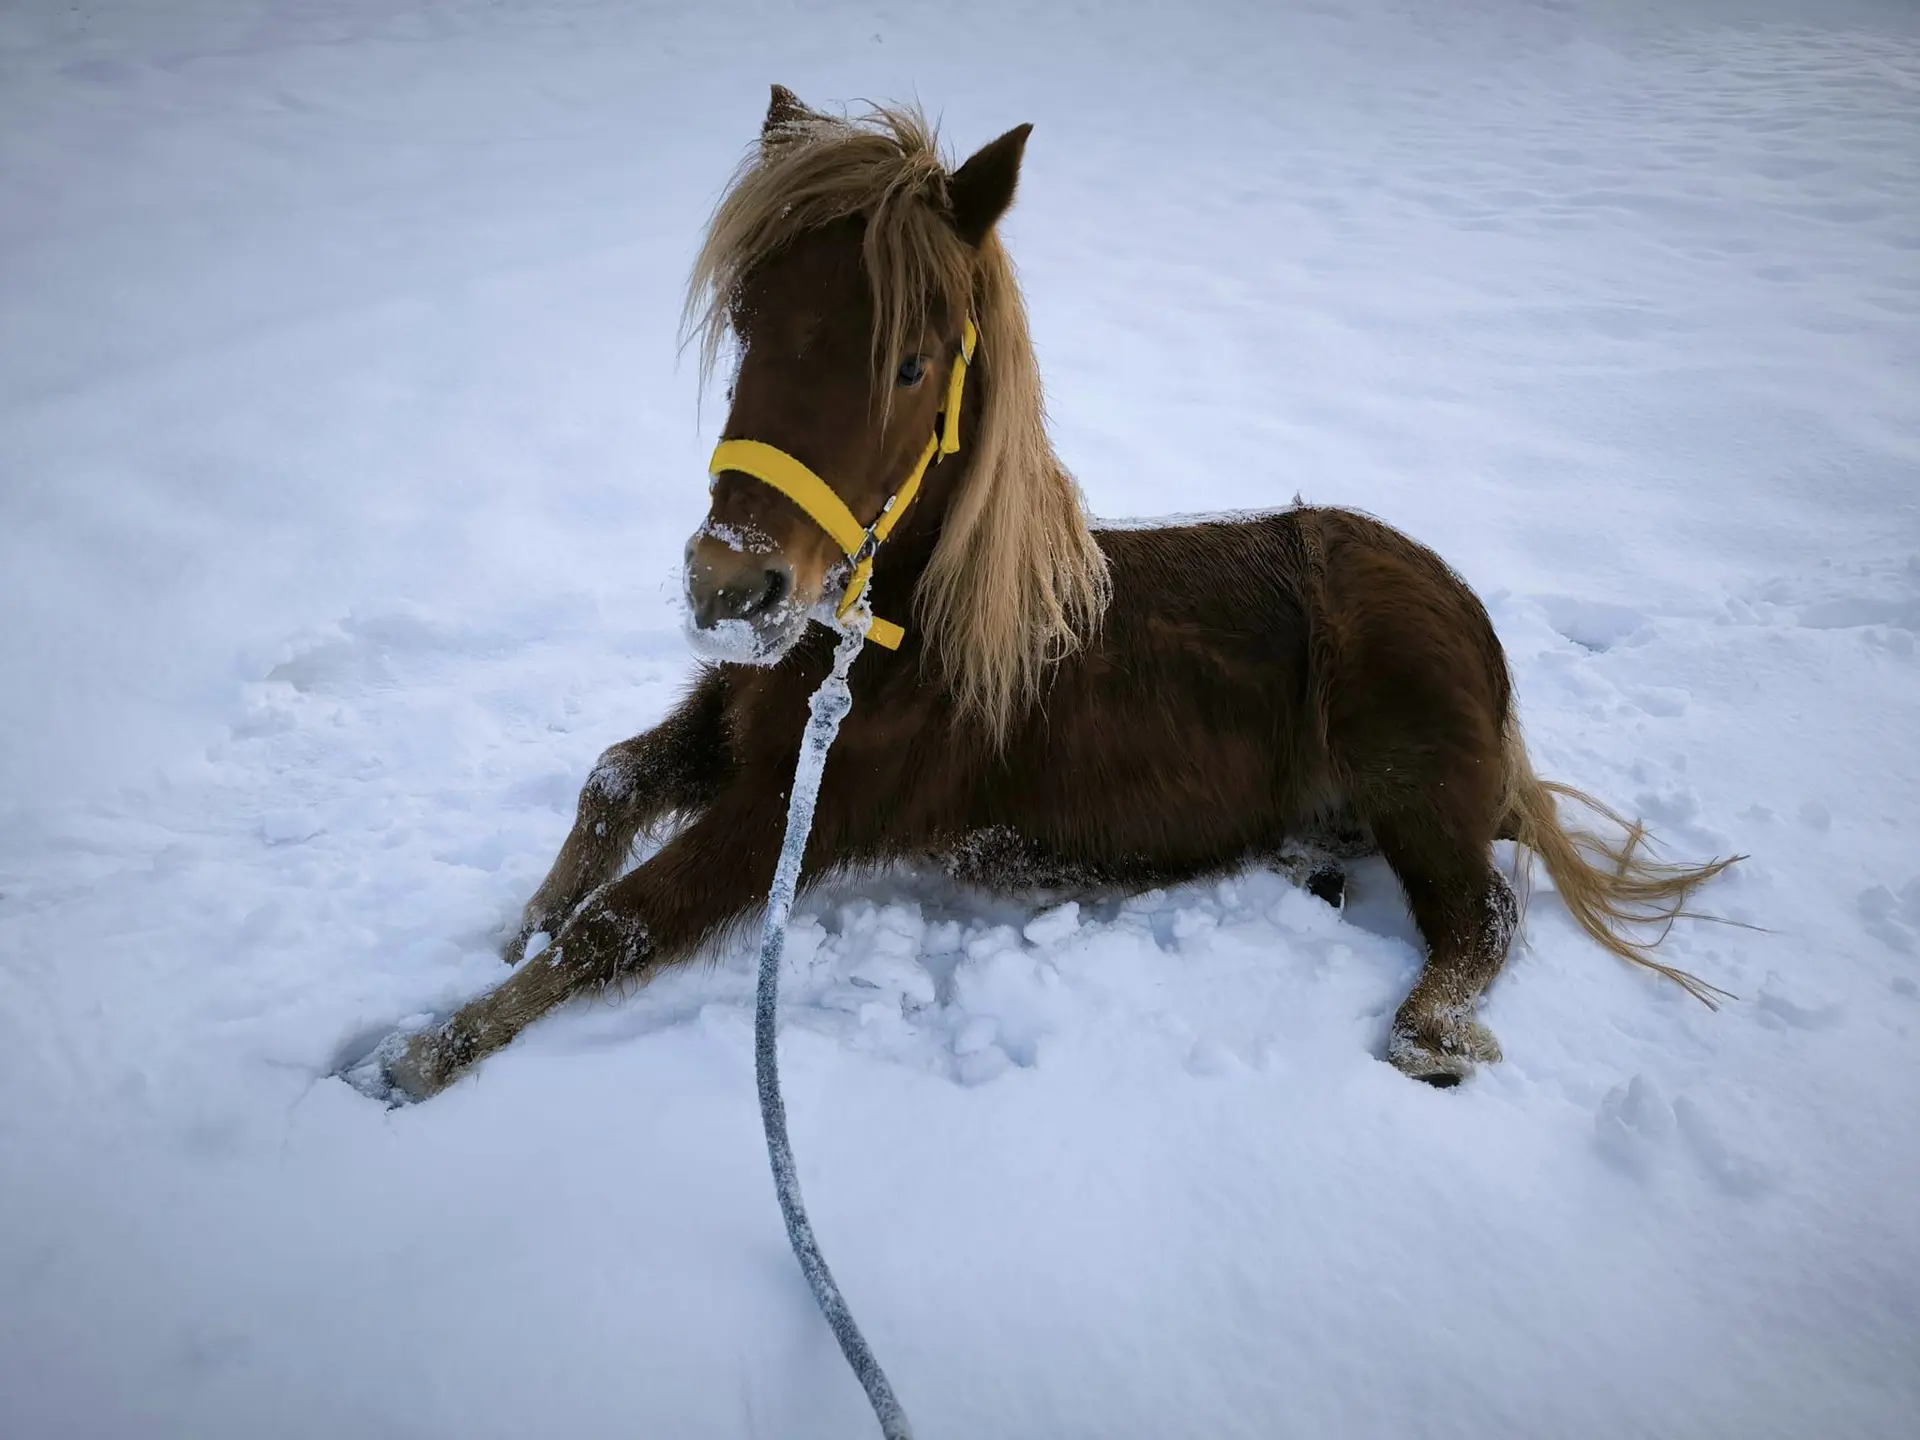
[684,103,973,407]
[685,100,1111,744]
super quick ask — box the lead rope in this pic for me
[754,605,914,1440]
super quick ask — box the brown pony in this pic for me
[373,89,1734,1103]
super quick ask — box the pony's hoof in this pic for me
[333,1021,456,1106]
[1305,863,1346,911]
[335,1030,416,1106]
[1386,1016,1502,1086]
[382,1043,440,1104]
[500,920,552,966]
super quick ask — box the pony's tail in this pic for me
[1500,719,1741,1008]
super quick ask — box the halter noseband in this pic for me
[707,318,978,650]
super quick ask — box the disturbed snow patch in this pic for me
[592,864,1395,1094]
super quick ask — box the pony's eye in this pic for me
[896,355,927,387]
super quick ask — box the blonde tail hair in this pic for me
[1502,720,1742,1007]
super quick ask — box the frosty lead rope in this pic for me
[754,612,914,1440]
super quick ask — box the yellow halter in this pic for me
[707,318,977,650]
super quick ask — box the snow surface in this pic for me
[3,0,1918,1436]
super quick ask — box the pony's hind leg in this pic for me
[1367,768,1512,1082]
[505,672,731,963]
[1372,810,1518,1086]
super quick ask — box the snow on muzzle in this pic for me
[682,522,811,665]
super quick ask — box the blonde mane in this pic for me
[683,101,1111,744]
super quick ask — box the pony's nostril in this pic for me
[738,565,790,620]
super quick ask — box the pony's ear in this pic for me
[948,123,1033,246]
[762,84,812,150]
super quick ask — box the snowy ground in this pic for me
[4,0,1919,1435]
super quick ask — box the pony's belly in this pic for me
[937,825,1135,893]
[936,821,1284,897]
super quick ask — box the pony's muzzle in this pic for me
[682,532,806,662]
[686,551,792,628]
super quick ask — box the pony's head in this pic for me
[682,89,1109,741]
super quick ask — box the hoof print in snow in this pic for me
[1674,1096,1773,1199]
[1537,595,1650,653]
[1595,1078,1773,1196]
[1857,882,1920,955]
[1596,1075,1677,1177]
[1754,976,1844,1031]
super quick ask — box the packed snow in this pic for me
[3,1,1918,1437]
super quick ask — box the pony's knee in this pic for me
[584,742,644,813]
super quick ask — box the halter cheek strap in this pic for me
[707,318,977,651]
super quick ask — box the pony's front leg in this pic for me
[386,789,785,1102]
[504,672,731,964]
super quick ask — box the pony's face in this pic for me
[682,87,1033,666]
[683,218,960,663]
